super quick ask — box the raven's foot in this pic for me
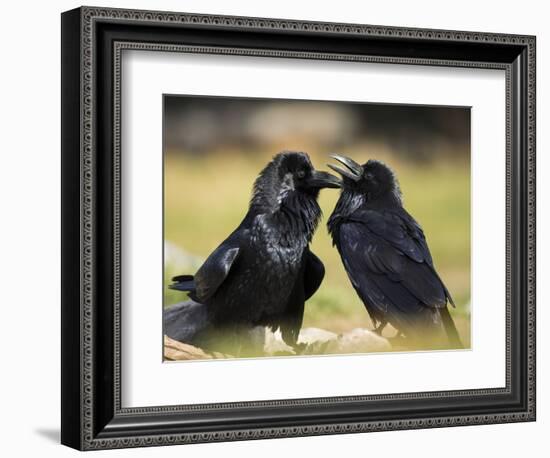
[373,321,387,336]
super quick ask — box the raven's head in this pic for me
[328,154,402,206]
[251,151,340,209]
[327,154,403,240]
[250,151,340,242]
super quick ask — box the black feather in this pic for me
[169,275,195,293]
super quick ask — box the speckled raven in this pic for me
[327,154,462,349]
[166,151,340,355]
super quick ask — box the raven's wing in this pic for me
[303,250,325,300]
[191,243,240,303]
[279,250,325,346]
[348,208,431,265]
[397,209,455,306]
[338,209,452,336]
[348,208,454,305]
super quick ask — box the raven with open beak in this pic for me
[166,151,340,355]
[327,154,462,349]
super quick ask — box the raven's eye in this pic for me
[365,172,375,180]
[296,170,306,179]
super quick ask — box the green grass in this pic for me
[164,147,470,347]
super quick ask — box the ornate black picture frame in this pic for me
[61,6,536,450]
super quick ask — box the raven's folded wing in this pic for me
[348,208,431,264]
[192,244,240,303]
[303,250,325,300]
[350,208,454,300]
[338,214,452,329]
[277,249,325,347]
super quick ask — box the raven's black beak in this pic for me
[328,154,363,182]
[306,170,342,189]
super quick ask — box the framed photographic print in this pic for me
[61,6,536,450]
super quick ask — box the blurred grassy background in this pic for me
[164,97,471,348]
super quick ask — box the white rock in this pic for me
[298,327,338,344]
[263,326,391,356]
[327,328,391,354]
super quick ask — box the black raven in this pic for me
[166,151,340,355]
[327,155,462,349]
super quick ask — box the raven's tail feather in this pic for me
[440,307,463,349]
[169,274,195,292]
[163,300,209,344]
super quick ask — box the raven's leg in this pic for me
[373,320,388,336]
